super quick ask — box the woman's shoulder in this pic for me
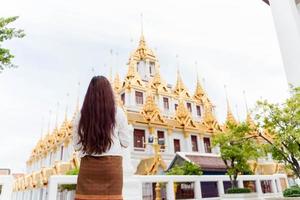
[116,106,126,120]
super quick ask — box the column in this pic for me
[269,0,300,86]
[255,179,263,195]
[166,181,175,200]
[238,180,244,188]
[276,177,282,193]
[271,178,277,193]
[194,181,202,200]
[217,180,225,196]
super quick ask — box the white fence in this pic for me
[0,175,13,200]
[11,174,288,200]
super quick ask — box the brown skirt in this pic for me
[75,155,123,200]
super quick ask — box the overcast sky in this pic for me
[0,0,288,173]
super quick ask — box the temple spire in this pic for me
[243,90,255,127]
[64,93,70,121]
[174,69,190,98]
[194,73,205,100]
[224,85,237,124]
[114,72,121,91]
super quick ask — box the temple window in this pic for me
[174,103,178,111]
[134,129,145,151]
[163,97,169,110]
[191,135,198,152]
[204,137,212,153]
[157,131,165,151]
[187,102,192,113]
[60,146,64,161]
[149,62,155,76]
[196,105,201,117]
[121,93,125,105]
[135,91,144,105]
[173,139,181,153]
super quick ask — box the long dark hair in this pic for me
[78,76,116,154]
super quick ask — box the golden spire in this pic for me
[243,90,255,128]
[225,86,237,124]
[194,74,205,100]
[202,96,218,131]
[114,72,122,91]
[174,69,190,98]
[128,16,157,63]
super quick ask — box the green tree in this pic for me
[167,161,202,175]
[0,16,25,72]
[255,86,300,178]
[213,122,261,188]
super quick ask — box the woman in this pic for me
[72,76,130,200]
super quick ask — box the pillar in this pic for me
[269,0,300,86]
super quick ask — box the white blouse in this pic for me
[72,107,130,158]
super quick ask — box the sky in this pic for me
[0,0,289,173]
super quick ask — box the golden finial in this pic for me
[138,13,146,48]
[64,93,70,121]
[114,72,121,91]
[55,102,60,128]
[41,116,44,139]
[140,13,144,38]
[194,72,205,100]
[224,85,237,124]
[174,69,190,98]
[47,110,52,135]
[243,90,255,128]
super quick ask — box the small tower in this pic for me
[128,19,159,81]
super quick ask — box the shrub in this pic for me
[226,187,251,194]
[166,162,202,175]
[283,185,300,197]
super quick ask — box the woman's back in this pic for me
[73,106,130,158]
[74,76,128,200]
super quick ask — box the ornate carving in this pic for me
[141,89,165,125]
[175,100,196,128]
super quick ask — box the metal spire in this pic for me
[55,102,60,128]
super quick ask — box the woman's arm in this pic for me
[117,107,131,148]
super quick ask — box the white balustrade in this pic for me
[0,175,13,200]
[11,174,287,200]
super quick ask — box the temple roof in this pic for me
[129,33,157,63]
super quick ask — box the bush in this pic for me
[226,187,251,194]
[283,185,300,197]
[167,161,202,175]
[59,168,79,191]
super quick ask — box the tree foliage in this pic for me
[167,161,203,175]
[213,122,261,188]
[0,16,25,72]
[255,86,300,178]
